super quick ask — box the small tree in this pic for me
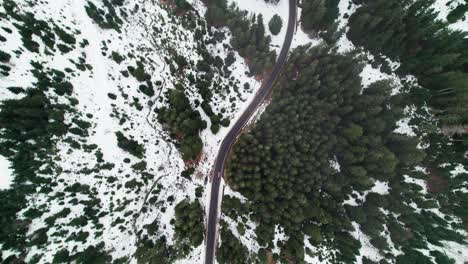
[268,14,283,35]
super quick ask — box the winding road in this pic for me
[204,0,298,263]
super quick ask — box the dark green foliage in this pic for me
[300,0,339,31]
[0,64,69,254]
[135,236,175,264]
[138,82,155,97]
[195,187,203,198]
[181,167,195,180]
[334,231,361,263]
[112,0,125,6]
[57,44,72,53]
[174,0,193,12]
[447,3,468,23]
[396,248,432,264]
[430,250,455,264]
[222,196,251,220]
[45,208,71,225]
[128,62,151,82]
[107,93,117,100]
[64,183,91,194]
[53,249,71,263]
[115,131,145,158]
[0,190,28,251]
[268,14,283,35]
[205,0,276,75]
[54,81,74,96]
[7,87,25,94]
[54,26,76,45]
[0,50,11,62]
[2,2,57,52]
[217,223,250,264]
[173,199,204,251]
[347,0,468,127]
[224,44,429,261]
[225,51,236,67]
[157,89,205,160]
[227,13,276,75]
[131,161,147,171]
[30,228,48,246]
[85,1,123,32]
[73,243,112,263]
[111,51,125,64]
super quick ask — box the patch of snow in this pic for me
[246,99,269,127]
[350,221,383,263]
[229,0,320,52]
[335,0,359,53]
[197,28,262,179]
[228,0,289,54]
[304,236,335,264]
[343,193,359,206]
[394,106,417,137]
[370,181,390,195]
[0,155,14,190]
[223,214,260,254]
[414,166,428,173]
[343,180,390,206]
[223,184,249,203]
[292,5,322,49]
[450,164,468,177]
[329,156,341,172]
[403,174,428,195]
[427,237,468,263]
[271,225,288,254]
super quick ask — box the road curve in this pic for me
[204,0,297,263]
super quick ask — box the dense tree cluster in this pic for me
[173,199,204,255]
[50,243,112,264]
[348,0,468,130]
[216,223,251,264]
[135,236,175,264]
[300,0,339,31]
[0,88,69,253]
[156,88,206,160]
[225,45,430,262]
[0,59,98,263]
[205,0,276,76]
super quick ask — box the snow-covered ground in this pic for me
[431,0,468,32]
[343,180,390,206]
[229,0,289,52]
[229,0,319,54]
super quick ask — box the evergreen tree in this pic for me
[268,14,283,35]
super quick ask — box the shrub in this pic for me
[115,131,145,158]
[268,14,283,35]
[0,50,11,62]
[111,51,125,64]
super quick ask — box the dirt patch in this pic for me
[426,166,449,193]
[185,151,202,167]
[266,251,276,264]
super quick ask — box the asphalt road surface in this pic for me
[204,0,297,263]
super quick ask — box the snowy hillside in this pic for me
[0,0,262,262]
